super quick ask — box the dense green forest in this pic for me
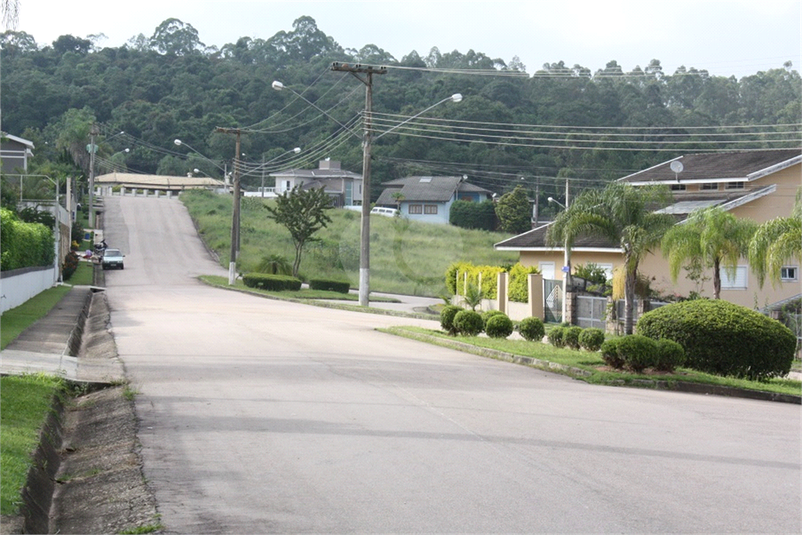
[2,16,800,215]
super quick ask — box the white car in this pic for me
[101,248,125,270]
[370,206,400,217]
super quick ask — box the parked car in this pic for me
[370,206,400,217]
[101,248,125,270]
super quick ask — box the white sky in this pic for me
[12,0,802,78]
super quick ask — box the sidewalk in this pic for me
[0,286,125,384]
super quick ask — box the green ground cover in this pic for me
[181,190,518,297]
[383,326,802,398]
[0,374,65,515]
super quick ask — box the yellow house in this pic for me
[495,149,801,311]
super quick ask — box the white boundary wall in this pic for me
[0,266,58,314]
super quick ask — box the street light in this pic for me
[271,81,361,140]
[174,139,226,173]
[548,196,571,323]
[374,94,462,140]
[237,147,302,197]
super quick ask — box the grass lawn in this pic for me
[0,374,65,515]
[383,326,802,398]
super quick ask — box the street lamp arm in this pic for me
[272,81,362,141]
[174,139,226,172]
[239,147,302,178]
[374,94,462,140]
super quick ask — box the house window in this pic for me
[726,182,745,190]
[721,266,748,290]
[781,266,798,282]
[424,204,438,215]
[671,184,686,191]
[701,183,718,190]
[408,204,423,214]
[539,262,555,280]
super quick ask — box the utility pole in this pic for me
[88,123,100,229]
[216,127,243,285]
[331,62,387,307]
[562,177,571,324]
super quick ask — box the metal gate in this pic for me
[543,279,563,323]
[576,295,607,329]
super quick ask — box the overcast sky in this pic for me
[12,0,802,79]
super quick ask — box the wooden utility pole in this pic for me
[216,127,243,285]
[88,123,100,229]
[331,62,387,306]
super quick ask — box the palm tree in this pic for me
[661,206,757,299]
[749,189,802,288]
[547,182,674,334]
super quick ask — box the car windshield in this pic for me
[105,249,121,256]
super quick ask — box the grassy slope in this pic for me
[180,190,518,296]
[0,374,65,515]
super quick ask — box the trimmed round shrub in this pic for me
[654,339,686,372]
[481,310,506,330]
[485,314,514,339]
[637,299,796,380]
[617,335,658,373]
[440,305,463,335]
[453,310,484,336]
[518,316,546,342]
[600,338,625,369]
[548,326,567,347]
[563,326,583,350]
[578,328,606,352]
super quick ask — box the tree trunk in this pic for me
[624,268,637,335]
[713,257,721,299]
[292,243,303,278]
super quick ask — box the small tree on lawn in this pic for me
[264,185,333,278]
[495,185,531,234]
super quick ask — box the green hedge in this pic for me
[518,317,546,342]
[0,208,54,271]
[242,273,302,291]
[440,305,462,335]
[445,261,540,302]
[637,299,796,380]
[453,310,484,336]
[485,314,514,339]
[308,279,350,293]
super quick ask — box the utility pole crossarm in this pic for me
[331,62,388,77]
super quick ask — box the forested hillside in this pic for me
[2,16,800,213]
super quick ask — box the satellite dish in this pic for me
[670,160,684,182]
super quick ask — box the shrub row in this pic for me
[600,335,686,373]
[243,273,302,291]
[548,325,606,352]
[1,208,55,271]
[440,307,517,339]
[308,279,350,293]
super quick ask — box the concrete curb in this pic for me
[387,329,802,405]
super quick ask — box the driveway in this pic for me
[103,195,801,534]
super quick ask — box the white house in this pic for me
[269,160,363,208]
[375,176,494,225]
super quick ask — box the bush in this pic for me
[617,335,657,373]
[485,314,514,339]
[242,273,302,291]
[518,316,546,342]
[440,305,463,335]
[654,339,686,372]
[563,326,583,350]
[637,299,796,380]
[548,326,566,347]
[578,328,605,352]
[453,310,484,336]
[600,338,625,369]
[308,279,350,293]
[481,310,506,330]
[61,251,80,281]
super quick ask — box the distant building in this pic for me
[375,176,493,225]
[1,133,35,174]
[269,160,363,208]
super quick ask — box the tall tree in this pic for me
[495,185,531,234]
[661,207,757,299]
[264,185,333,277]
[749,189,802,288]
[547,183,674,334]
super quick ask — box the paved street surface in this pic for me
[103,195,801,534]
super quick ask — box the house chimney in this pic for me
[319,160,341,170]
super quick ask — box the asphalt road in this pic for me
[103,195,801,534]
